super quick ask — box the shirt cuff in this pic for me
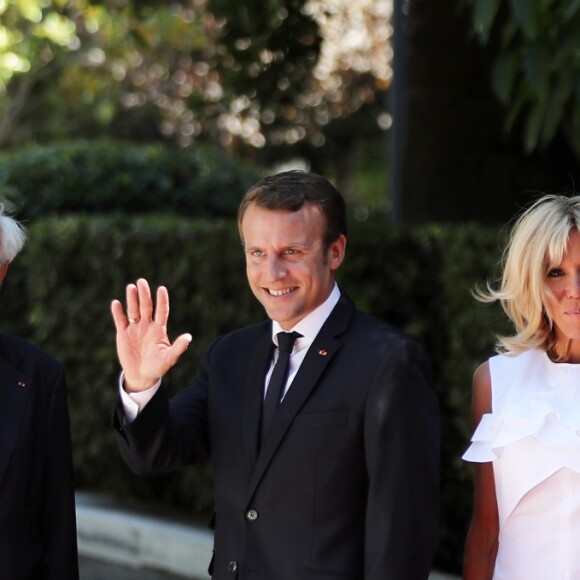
[118,371,161,424]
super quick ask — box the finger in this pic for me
[166,333,193,367]
[154,285,170,327]
[136,278,154,322]
[125,283,140,321]
[111,299,128,331]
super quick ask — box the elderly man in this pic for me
[0,207,79,579]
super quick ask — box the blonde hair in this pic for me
[478,194,580,354]
[0,205,26,264]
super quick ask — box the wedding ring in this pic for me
[128,317,139,324]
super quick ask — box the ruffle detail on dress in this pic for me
[462,410,580,463]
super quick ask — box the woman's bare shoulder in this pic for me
[471,360,492,427]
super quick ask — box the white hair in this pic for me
[0,205,26,264]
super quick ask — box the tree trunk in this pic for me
[401,0,580,223]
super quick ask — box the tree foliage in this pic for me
[0,0,77,143]
[0,0,76,82]
[0,1,214,146]
[463,0,580,155]
[0,0,391,183]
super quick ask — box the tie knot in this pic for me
[276,331,301,354]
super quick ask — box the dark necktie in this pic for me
[261,331,302,441]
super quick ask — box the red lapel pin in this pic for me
[17,381,26,388]
[318,349,327,356]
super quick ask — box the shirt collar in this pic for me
[271,284,341,346]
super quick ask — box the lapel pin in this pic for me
[17,381,26,388]
[318,349,328,356]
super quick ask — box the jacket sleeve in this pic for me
[114,344,212,476]
[44,364,79,580]
[364,339,440,579]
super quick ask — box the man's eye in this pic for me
[251,250,263,257]
[286,248,299,255]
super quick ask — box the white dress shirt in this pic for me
[267,284,340,400]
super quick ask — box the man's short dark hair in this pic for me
[238,170,347,250]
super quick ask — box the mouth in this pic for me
[266,287,297,297]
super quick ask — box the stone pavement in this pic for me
[76,492,459,580]
[80,555,189,579]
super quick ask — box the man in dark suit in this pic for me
[0,209,79,579]
[112,171,440,579]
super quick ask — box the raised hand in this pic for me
[111,278,192,392]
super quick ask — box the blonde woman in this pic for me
[463,194,580,579]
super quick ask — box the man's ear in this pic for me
[327,235,346,271]
[0,261,10,286]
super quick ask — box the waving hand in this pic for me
[111,278,192,392]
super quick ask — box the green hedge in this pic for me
[0,215,509,574]
[0,140,261,219]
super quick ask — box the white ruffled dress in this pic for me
[463,348,580,580]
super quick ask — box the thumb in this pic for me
[167,333,193,366]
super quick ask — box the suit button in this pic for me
[228,560,238,573]
[246,509,259,521]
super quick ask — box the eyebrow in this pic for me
[246,242,310,250]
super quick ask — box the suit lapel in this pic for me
[242,327,274,472]
[247,295,355,499]
[0,351,32,484]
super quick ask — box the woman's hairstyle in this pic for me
[478,194,580,354]
[0,205,26,264]
[237,170,347,251]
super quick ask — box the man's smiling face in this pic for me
[241,202,346,329]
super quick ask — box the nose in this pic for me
[568,272,580,298]
[265,255,287,281]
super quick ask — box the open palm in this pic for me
[111,278,192,392]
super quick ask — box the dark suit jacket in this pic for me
[115,294,440,580]
[0,333,79,580]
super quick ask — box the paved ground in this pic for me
[80,556,191,579]
[76,492,458,580]
[79,556,457,580]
